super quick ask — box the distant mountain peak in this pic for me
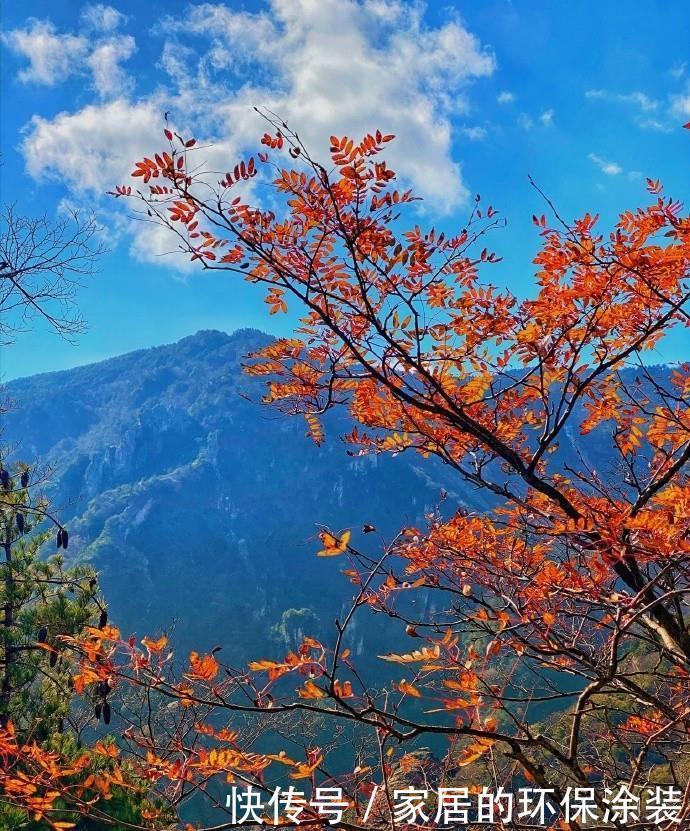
[178,329,230,345]
[178,328,268,348]
[6,328,273,387]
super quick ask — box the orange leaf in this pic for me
[318,529,351,557]
[142,635,168,654]
[187,652,219,681]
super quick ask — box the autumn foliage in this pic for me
[4,114,690,829]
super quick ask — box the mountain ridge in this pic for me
[6,328,264,385]
[3,329,669,665]
[3,328,469,661]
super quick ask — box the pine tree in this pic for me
[0,462,101,737]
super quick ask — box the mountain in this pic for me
[4,330,666,666]
[3,329,481,663]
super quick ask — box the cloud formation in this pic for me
[585,86,689,133]
[80,3,128,32]
[588,153,622,176]
[2,19,89,86]
[24,99,163,192]
[2,7,135,96]
[585,89,660,118]
[154,0,496,210]
[539,109,554,127]
[87,36,136,97]
[671,93,690,118]
[12,0,496,268]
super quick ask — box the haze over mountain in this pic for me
[3,329,650,664]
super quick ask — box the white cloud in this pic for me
[155,0,496,209]
[2,14,135,98]
[461,125,487,141]
[87,36,137,98]
[618,91,658,111]
[539,108,554,126]
[18,0,496,269]
[1,19,88,86]
[671,93,690,117]
[497,91,515,104]
[585,88,658,111]
[80,4,127,32]
[588,153,622,176]
[638,117,673,133]
[518,113,533,130]
[23,99,163,192]
[517,108,554,131]
[585,86,690,131]
[670,61,686,80]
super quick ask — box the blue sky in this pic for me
[1,0,689,380]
